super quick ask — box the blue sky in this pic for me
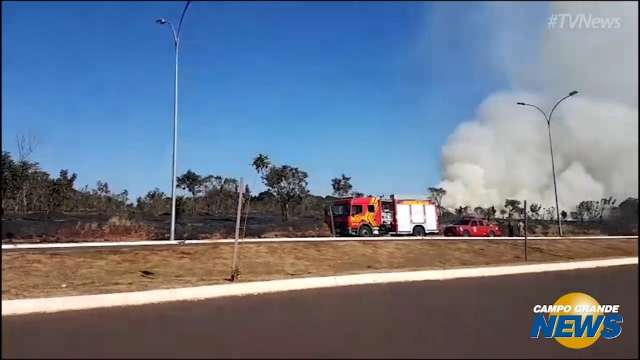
[2,1,550,200]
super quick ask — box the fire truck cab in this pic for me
[325,195,439,236]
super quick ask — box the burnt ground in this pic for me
[1,211,635,243]
[1,212,332,243]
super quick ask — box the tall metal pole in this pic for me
[517,91,577,238]
[157,1,191,243]
[170,36,179,243]
[524,200,528,261]
[546,121,562,237]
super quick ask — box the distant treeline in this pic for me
[1,151,326,221]
[2,150,637,229]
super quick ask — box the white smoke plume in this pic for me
[437,2,638,211]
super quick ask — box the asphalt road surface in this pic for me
[3,265,638,358]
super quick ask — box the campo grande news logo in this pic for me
[530,292,623,349]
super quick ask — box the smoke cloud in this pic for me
[437,2,638,211]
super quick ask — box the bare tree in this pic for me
[428,187,446,211]
[473,206,486,218]
[455,206,470,217]
[599,196,617,221]
[15,134,40,213]
[16,134,38,162]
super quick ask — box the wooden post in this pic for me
[241,195,250,240]
[524,200,528,262]
[231,178,244,281]
[329,204,336,237]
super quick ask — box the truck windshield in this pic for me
[331,204,350,216]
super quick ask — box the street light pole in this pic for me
[156,1,191,243]
[517,90,578,237]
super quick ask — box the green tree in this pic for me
[14,159,41,213]
[617,198,638,216]
[560,210,568,221]
[27,169,51,212]
[96,180,110,196]
[137,188,169,216]
[544,207,556,221]
[177,170,204,214]
[202,175,224,214]
[504,199,522,219]
[92,180,113,213]
[252,154,272,175]
[576,201,599,222]
[262,165,309,222]
[331,174,353,197]
[175,195,187,220]
[487,206,497,220]
[221,177,240,213]
[529,203,542,219]
[603,197,638,235]
[47,169,77,214]
[570,211,578,221]
[115,189,129,211]
[1,151,17,212]
[177,170,203,198]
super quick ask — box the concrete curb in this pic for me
[3,257,637,316]
[3,235,637,252]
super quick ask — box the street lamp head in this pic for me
[156,18,167,25]
[569,90,578,96]
[516,102,526,106]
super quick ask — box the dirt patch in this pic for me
[2,238,636,300]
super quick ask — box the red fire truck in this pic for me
[324,195,439,236]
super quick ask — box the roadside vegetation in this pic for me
[1,144,638,241]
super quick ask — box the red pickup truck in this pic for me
[443,217,503,237]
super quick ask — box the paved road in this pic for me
[3,265,637,358]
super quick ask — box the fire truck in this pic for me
[324,195,439,236]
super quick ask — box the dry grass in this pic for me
[2,238,637,300]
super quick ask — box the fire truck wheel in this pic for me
[463,231,470,237]
[412,226,426,236]
[358,225,373,237]
[488,231,495,237]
